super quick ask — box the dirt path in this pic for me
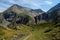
[23,34,32,40]
[11,34,25,40]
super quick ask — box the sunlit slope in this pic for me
[0,22,60,40]
[27,23,60,40]
[0,24,32,40]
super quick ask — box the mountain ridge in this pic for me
[3,4,44,15]
[48,3,60,12]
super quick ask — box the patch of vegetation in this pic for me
[26,22,60,40]
[0,20,60,40]
[0,30,5,36]
[0,24,32,40]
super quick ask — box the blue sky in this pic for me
[0,0,60,12]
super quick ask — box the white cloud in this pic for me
[0,3,11,12]
[20,0,41,8]
[31,2,40,8]
[0,0,42,12]
[0,7,6,12]
[45,1,53,5]
[5,0,41,8]
[7,0,16,4]
[0,0,54,12]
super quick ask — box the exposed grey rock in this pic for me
[3,11,30,25]
[34,12,48,24]
[11,34,25,40]
[14,26,21,30]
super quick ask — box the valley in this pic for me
[0,3,60,40]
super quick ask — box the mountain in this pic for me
[3,4,44,16]
[48,3,60,12]
[47,3,60,22]
[3,4,31,14]
[2,4,44,25]
[0,3,60,40]
[30,9,44,15]
[2,3,60,25]
[34,3,60,24]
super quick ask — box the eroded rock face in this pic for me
[47,3,60,22]
[48,10,58,22]
[16,16,29,24]
[34,13,49,24]
[3,11,17,22]
[3,11,30,24]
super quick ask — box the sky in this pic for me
[0,0,60,12]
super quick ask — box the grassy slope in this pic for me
[0,22,60,40]
[0,24,32,40]
[27,23,60,40]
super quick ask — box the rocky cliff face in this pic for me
[34,12,48,24]
[0,13,10,28]
[47,3,60,22]
[3,11,30,25]
[34,3,60,24]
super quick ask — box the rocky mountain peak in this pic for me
[3,4,44,15]
[48,3,60,12]
[12,4,23,8]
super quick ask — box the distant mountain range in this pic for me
[0,3,60,26]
